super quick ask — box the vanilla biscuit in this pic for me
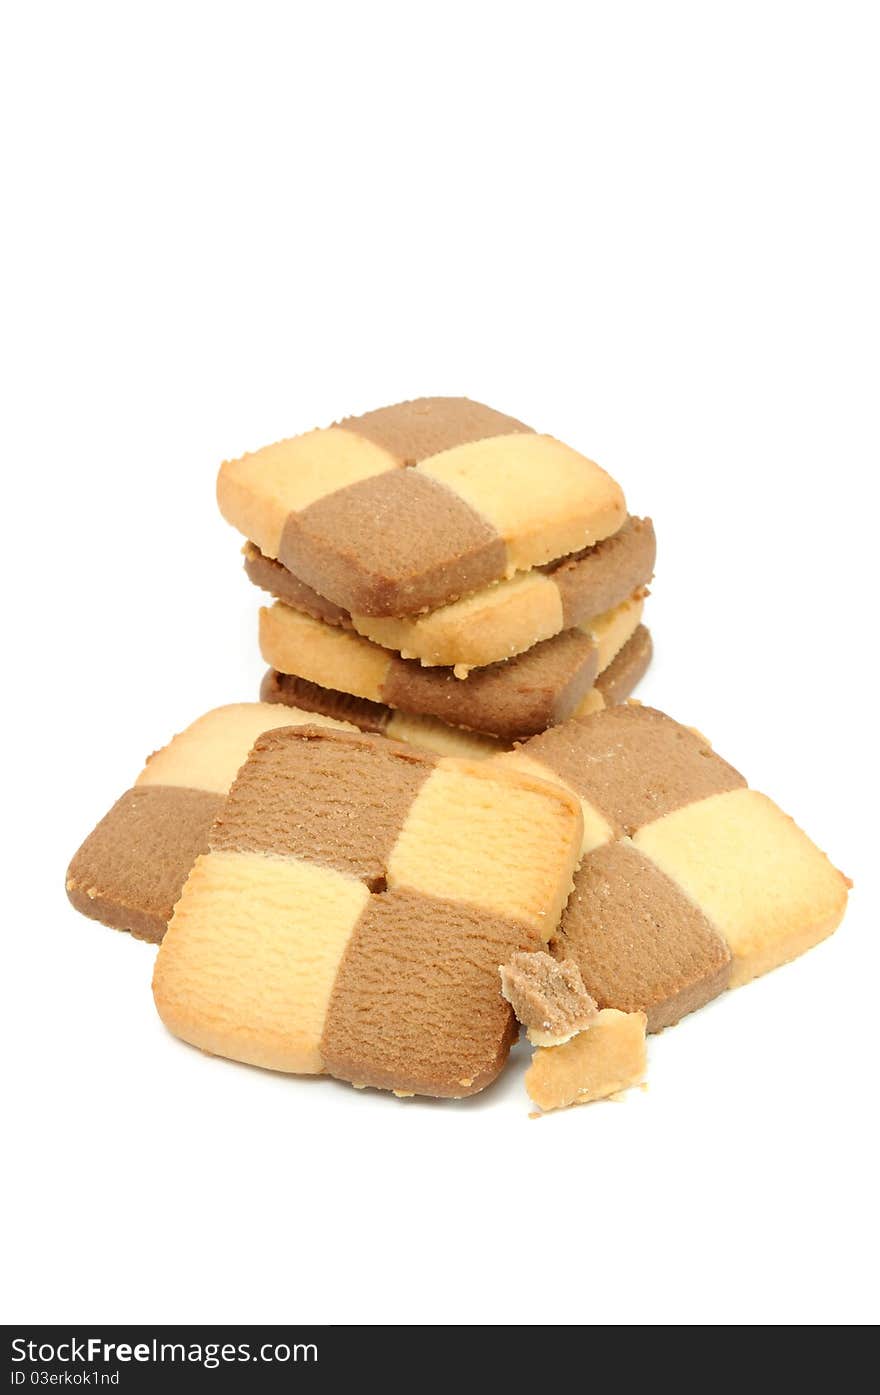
[503,705,850,1028]
[65,704,356,942]
[259,593,645,741]
[525,1009,648,1111]
[245,516,655,672]
[219,397,626,615]
[153,725,584,1097]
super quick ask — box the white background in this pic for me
[2,1,877,1326]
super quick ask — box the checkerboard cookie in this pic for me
[259,625,652,752]
[66,704,357,943]
[245,515,655,673]
[258,593,645,741]
[219,397,626,615]
[497,704,849,1029]
[152,725,584,1097]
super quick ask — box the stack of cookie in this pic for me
[217,397,656,753]
[66,394,851,1109]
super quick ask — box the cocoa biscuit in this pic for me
[258,624,652,753]
[553,517,656,627]
[66,786,224,944]
[522,701,746,838]
[259,670,391,735]
[551,841,733,1031]
[499,951,599,1046]
[501,704,850,1026]
[258,593,645,741]
[281,469,509,618]
[336,396,531,460]
[258,670,503,757]
[66,703,357,942]
[593,624,652,706]
[212,724,432,887]
[218,397,627,615]
[243,542,352,628]
[152,726,584,1097]
[319,890,525,1096]
[381,628,599,741]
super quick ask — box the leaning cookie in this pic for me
[259,625,653,752]
[65,704,357,943]
[153,725,584,1097]
[494,704,851,1031]
[218,396,627,616]
[262,624,655,747]
[258,593,645,741]
[245,515,655,672]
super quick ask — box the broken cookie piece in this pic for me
[499,950,598,1046]
[525,1009,647,1112]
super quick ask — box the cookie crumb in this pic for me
[500,950,598,1046]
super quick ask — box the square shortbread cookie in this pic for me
[258,592,645,741]
[152,725,584,1097]
[218,396,626,615]
[498,704,850,1029]
[258,624,653,752]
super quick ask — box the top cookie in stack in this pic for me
[218,398,655,748]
